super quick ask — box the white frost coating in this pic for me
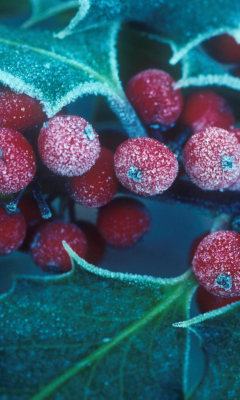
[63,241,194,286]
[55,0,90,39]
[176,73,240,91]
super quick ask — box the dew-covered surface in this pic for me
[183,127,240,191]
[126,69,183,127]
[0,206,26,255]
[192,230,240,297]
[97,197,151,248]
[114,138,179,196]
[67,147,118,207]
[0,128,36,193]
[176,299,240,400]
[0,244,196,399]
[38,115,100,177]
[30,222,87,273]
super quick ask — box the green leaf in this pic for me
[175,300,240,400]
[0,23,146,137]
[0,243,196,400]
[176,49,240,91]
[50,0,240,64]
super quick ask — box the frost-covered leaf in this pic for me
[175,300,240,399]
[0,23,146,137]
[176,49,240,91]
[0,244,196,400]
[51,0,240,64]
[23,0,84,29]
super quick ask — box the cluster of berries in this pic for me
[2,30,240,312]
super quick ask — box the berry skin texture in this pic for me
[196,285,240,314]
[97,197,151,248]
[192,230,240,297]
[38,115,100,177]
[30,222,87,273]
[0,88,46,133]
[0,128,36,194]
[204,34,240,64]
[114,137,178,196]
[67,147,118,208]
[76,221,106,265]
[0,206,26,254]
[183,127,240,191]
[126,69,183,127]
[180,90,235,133]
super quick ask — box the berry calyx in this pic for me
[30,222,87,273]
[114,137,178,196]
[38,115,100,177]
[67,147,118,208]
[203,34,240,64]
[183,127,240,190]
[0,88,46,133]
[196,285,240,314]
[76,221,106,265]
[180,90,235,133]
[192,230,240,297]
[0,205,26,254]
[97,197,151,248]
[126,69,183,127]
[0,128,36,194]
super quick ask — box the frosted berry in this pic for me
[0,88,46,133]
[76,221,106,265]
[192,230,240,297]
[0,205,26,254]
[38,115,100,177]
[67,147,118,208]
[180,90,235,133]
[196,285,240,314]
[0,128,36,193]
[114,137,178,196]
[183,127,240,190]
[97,197,151,248]
[204,34,240,64]
[189,232,209,265]
[18,195,46,251]
[126,69,183,127]
[227,128,240,191]
[30,222,87,273]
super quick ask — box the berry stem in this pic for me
[3,190,24,214]
[108,92,147,138]
[31,180,52,219]
[210,214,231,233]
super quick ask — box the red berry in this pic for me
[38,115,100,177]
[180,90,235,133]
[192,230,240,297]
[196,285,240,314]
[189,232,209,265]
[183,127,240,190]
[30,222,87,273]
[18,195,46,251]
[0,205,26,254]
[97,197,151,248]
[67,147,118,208]
[204,34,240,64]
[0,88,46,133]
[76,221,106,265]
[126,69,183,127]
[114,138,178,196]
[0,128,36,194]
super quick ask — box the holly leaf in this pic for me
[0,23,146,137]
[176,49,240,91]
[45,0,240,65]
[0,243,196,400]
[175,300,240,399]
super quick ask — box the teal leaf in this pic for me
[175,300,240,400]
[176,49,240,91]
[0,243,196,400]
[0,23,146,137]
